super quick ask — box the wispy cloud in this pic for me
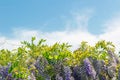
[65,9,93,31]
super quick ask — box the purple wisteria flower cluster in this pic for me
[84,58,96,79]
[64,66,72,80]
[0,64,13,80]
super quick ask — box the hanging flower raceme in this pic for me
[84,58,96,79]
[64,66,72,80]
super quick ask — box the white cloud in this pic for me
[0,11,120,53]
[99,15,120,53]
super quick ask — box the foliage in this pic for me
[0,37,119,80]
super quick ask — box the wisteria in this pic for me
[55,74,63,80]
[84,58,96,79]
[0,38,120,80]
[64,66,72,80]
[0,65,13,80]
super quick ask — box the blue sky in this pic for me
[0,0,120,35]
[1,0,120,52]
